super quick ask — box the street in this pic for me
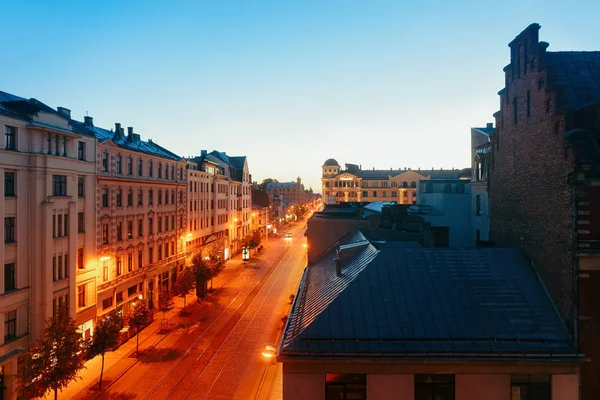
[72,223,306,400]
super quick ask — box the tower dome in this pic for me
[323,158,339,166]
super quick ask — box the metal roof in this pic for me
[281,237,576,359]
[93,125,182,161]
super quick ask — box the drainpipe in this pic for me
[569,171,579,347]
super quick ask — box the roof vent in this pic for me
[57,107,71,119]
[148,138,153,144]
[84,116,93,127]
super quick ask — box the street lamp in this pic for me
[261,344,276,359]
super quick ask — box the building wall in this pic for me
[282,373,324,400]
[366,374,413,400]
[471,182,490,242]
[455,374,509,400]
[489,25,575,328]
[552,374,580,400]
[0,112,97,399]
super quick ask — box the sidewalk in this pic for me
[50,251,257,400]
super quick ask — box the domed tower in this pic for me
[322,158,340,177]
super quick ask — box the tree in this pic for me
[191,252,212,299]
[129,301,151,357]
[158,290,174,320]
[258,178,278,191]
[172,268,195,310]
[21,306,87,400]
[86,310,121,390]
[248,229,262,250]
[202,243,225,290]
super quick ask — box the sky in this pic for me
[2,1,600,193]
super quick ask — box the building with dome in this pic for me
[321,159,467,205]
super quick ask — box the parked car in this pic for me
[286,232,293,239]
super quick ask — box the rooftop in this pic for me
[280,233,577,360]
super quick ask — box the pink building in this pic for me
[0,92,97,397]
[92,122,188,315]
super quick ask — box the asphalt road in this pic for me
[93,223,307,400]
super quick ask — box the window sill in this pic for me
[48,195,72,199]
[4,241,16,245]
[4,195,16,198]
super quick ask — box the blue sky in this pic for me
[3,0,599,192]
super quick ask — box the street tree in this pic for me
[172,267,196,310]
[158,290,174,320]
[21,305,87,400]
[191,252,212,299]
[86,310,121,390]
[129,301,151,357]
[202,242,224,290]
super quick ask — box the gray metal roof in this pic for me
[281,236,576,359]
[93,125,182,161]
[343,169,463,180]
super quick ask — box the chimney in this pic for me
[334,258,341,277]
[486,122,493,129]
[84,116,93,127]
[127,127,134,141]
[201,150,207,157]
[114,123,122,138]
[57,107,71,119]
[132,134,141,141]
[148,138,153,144]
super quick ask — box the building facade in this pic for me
[470,123,494,244]
[265,177,310,205]
[488,24,600,399]
[321,158,465,205]
[93,122,188,315]
[0,92,97,397]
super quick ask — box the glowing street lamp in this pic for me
[261,344,276,359]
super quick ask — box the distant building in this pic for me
[412,178,473,248]
[489,23,600,399]
[321,158,465,205]
[265,177,310,205]
[470,123,494,244]
[279,231,581,400]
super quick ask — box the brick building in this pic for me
[489,23,600,398]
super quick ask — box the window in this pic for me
[116,256,122,276]
[415,374,455,400]
[325,374,366,400]
[158,163,162,178]
[57,214,63,237]
[102,223,109,244]
[102,188,109,207]
[64,213,69,236]
[102,152,109,172]
[138,189,143,206]
[158,244,162,260]
[78,176,85,197]
[128,253,133,272]
[47,133,52,154]
[5,172,15,196]
[127,157,133,175]
[5,126,16,150]
[511,375,550,400]
[138,158,143,176]
[4,310,16,341]
[61,136,67,156]
[116,188,122,206]
[77,248,84,269]
[5,217,15,243]
[158,190,162,205]
[127,220,133,239]
[165,190,169,204]
[476,195,481,215]
[148,218,154,235]
[138,250,143,269]
[103,260,108,281]
[138,219,143,237]
[158,217,162,233]
[372,191,377,197]
[116,292,123,303]
[171,190,175,204]
[127,188,133,206]
[57,255,63,280]
[116,155,122,174]
[149,189,153,205]
[102,297,113,310]
[4,263,15,291]
[52,175,67,196]
[149,160,153,177]
[116,221,123,241]
[78,285,86,308]
[148,247,153,264]
[128,285,137,296]
[78,141,86,160]
[362,191,368,197]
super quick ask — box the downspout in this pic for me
[569,171,579,346]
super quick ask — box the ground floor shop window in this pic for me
[511,375,550,400]
[325,373,365,400]
[415,374,454,400]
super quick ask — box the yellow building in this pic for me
[321,158,464,205]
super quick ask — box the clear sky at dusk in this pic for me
[3,0,599,192]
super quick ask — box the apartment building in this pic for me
[91,122,188,314]
[265,177,312,205]
[186,150,252,259]
[321,159,467,205]
[0,92,97,396]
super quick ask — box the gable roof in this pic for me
[280,237,577,360]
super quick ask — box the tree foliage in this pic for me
[172,268,196,309]
[191,252,212,298]
[248,230,262,249]
[129,301,151,356]
[158,290,174,319]
[258,178,278,191]
[87,310,122,389]
[21,306,87,400]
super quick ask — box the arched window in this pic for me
[410,182,416,188]
[402,181,408,188]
